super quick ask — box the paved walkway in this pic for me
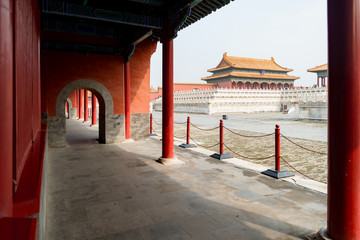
[45,119,326,240]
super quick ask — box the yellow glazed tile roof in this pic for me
[208,52,293,72]
[307,64,328,72]
[201,71,299,81]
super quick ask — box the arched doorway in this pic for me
[284,83,290,89]
[245,82,251,89]
[277,83,283,89]
[237,81,244,89]
[48,79,122,147]
[253,82,260,89]
[270,83,276,89]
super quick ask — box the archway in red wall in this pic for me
[48,79,119,147]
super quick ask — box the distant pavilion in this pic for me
[307,64,328,87]
[202,53,299,89]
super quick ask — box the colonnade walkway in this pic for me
[45,119,326,239]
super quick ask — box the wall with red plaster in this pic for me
[0,0,43,221]
[42,39,157,117]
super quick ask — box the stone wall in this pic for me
[131,113,149,140]
[152,88,328,119]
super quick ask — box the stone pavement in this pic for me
[45,119,326,240]
[153,112,327,142]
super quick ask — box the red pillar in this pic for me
[78,89,83,119]
[91,94,97,126]
[317,76,319,87]
[76,90,79,118]
[0,0,14,217]
[84,90,89,121]
[162,34,174,159]
[327,0,360,238]
[124,58,131,139]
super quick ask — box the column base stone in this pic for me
[157,156,184,166]
[316,227,332,240]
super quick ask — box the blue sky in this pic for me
[150,0,327,88]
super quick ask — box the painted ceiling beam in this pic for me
[43,18,124,38]
[42,0,163,29]
[127,0,163,7]
[42,40,123,55]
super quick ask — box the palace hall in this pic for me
[202,53,299,89]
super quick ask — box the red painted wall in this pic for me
[0,0,42,219]
[217,81,232,88]
[42,39,157,116]
[14,0,41,184]
[0,0,14,218]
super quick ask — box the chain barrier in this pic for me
[280,157,326,184]
[224,127,274,138]
[190,123,219,131]
[174,134,187,139]
[189,136,220,149]
[152,118,162,125]
[280,134,327,155]
[224,143,275,161]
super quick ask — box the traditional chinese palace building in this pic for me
[307,64,328,87]
[202,53,299,89]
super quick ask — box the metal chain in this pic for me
[280,134,327,155]
[152,118,162,125]
[190,123,219,131]
[224,127,274,138]
[224,143,275,160]
[189,136,220,148]
[280,157,326,184]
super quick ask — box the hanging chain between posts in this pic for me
[190,123,219,131]
[280,134,327,155]
[224,127,274,138]
[280,157,326,184]
[174,134,187,139]
[224,143,275,160]
[189,136,220,148]
[152,118,162,125]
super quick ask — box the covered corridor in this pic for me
[45,119,326,239]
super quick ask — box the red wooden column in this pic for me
[124,58,131,139]
[162,33,174,159]
[327,0,360,239]
[0,0,14,217]
[317,76,319,87]
[91,94,97,126]
[78,89,83,119]
[84,90,89,121]
[75,90,79,118]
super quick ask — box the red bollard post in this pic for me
[261,124,294,179]
[211,119,231,159]
[275,124,280,171]
[150,113,156,136]
[186,116,190,145]
[220,119,224,155]
[179,116,196,148]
